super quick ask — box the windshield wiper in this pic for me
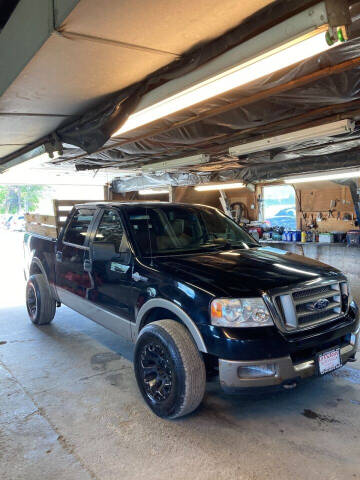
[202,242,238,251]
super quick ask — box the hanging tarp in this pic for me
[56,0,319,153]
[57,33,360,174]
[111,147,360,192]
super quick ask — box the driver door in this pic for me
[88,208,133,340]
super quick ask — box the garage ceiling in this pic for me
[0,0,274,158]
[3,0,360,190]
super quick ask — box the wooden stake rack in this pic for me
[25,199,103,238]
[25,213,57,238]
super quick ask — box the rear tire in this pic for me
[26,274,56,325]
[134,320,206,419]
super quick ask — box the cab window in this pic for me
[94,209,129,253]
[63,208,94,246]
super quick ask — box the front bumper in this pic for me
[219,327,359,392]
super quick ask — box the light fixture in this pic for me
[284,169,360,184]
[195,182,244,192]
[6,151,59,172]
[138,188,169,195]
[112,3,338,138]
[141,154,209,172]
[229,119,355,156]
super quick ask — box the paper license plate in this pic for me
[317,348,341,375]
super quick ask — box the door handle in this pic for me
[55,251,62,262]
[83,259,92,272]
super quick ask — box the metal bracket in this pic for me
[246,183,255,192]
[325,0,351,42]
[45,134,63,158]
[325,0,351,27]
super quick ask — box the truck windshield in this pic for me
[125,205,259,256]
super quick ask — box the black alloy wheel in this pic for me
[134,320,206,419]
[140,342,173,402]
[26,274,56,325]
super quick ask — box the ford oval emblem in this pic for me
[306,298,330,311]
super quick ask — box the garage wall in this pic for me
[112,188,222,208]
[111,181,357,231]
[174,187,221,209]
[224,188,258,221]
[294,181,357,233]
[112,185,258,219]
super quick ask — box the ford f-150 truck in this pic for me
[24,202,359,419]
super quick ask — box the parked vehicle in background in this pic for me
[24,202,359,419]
[10,215,25,231]
[265,207,296,229]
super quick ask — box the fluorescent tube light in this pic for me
[141,154,209,172]
[138,188,169,195]
[195,182,244,192]
[229,119,355,156]
[284,169,360,184]
[8,151,59,171]
[112,5,335,139]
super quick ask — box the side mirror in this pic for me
[91,242,116,261]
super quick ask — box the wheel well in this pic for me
[139,307,180,330]
[139,307,216,376]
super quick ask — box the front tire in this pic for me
[26,274,56,325]
[134,320,206,419]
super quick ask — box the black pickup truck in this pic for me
[24,202,359,419]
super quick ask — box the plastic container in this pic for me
[292,231,301,242]
[346,230,360,246]
[319,233,334,243]
[331,232,346,243]
[306,231,314,243]
[272,232,283,241]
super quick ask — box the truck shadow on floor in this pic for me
[198,365,360,426]
[2,304,358,426]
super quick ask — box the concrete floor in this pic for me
[1,231,360,480]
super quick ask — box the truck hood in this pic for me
[153,246,341,297]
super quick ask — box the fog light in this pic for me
[237,364,276,379]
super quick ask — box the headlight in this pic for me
[210,298,273,327]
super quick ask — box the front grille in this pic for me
[292,285,336,300]
[274,282,348,332]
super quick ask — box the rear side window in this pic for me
[94,209,129,253]
[63,208,94,246]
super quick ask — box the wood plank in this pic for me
[24,213,56,226]
[25,199,105,239]
[53,200,100,207]
[52,199,104,233]
[25,223,57,238]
